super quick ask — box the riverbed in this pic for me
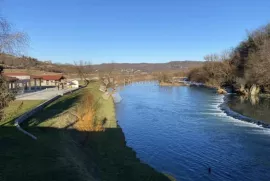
[116,82,270,181]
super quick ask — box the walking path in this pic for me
[16,87,77,100]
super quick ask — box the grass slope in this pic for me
[1,100,44,126]
[0,81,170,181]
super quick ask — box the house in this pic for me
[38,75,66,86]
[3,72,32,90]
[67,80,79,88]
[3,75,19,89]
[3,72,66,90]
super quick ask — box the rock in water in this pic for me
[217,88,227,94]
[250,84,260,96]
[112,93,122,103]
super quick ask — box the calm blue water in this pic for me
[116,82,270,181]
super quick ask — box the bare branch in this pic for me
[0,17,28,55]
[74,60,93,85]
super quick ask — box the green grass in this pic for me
[0,81,170,181]
[86,82,117,128]
[1,100,44,126]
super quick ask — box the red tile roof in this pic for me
[2,72,65,81]
[40,75,65,81]
[31,75,43,79]
[3,72,30,76]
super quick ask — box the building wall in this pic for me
[40,79,64,86]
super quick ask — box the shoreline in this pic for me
[99,83,172,180]
[159,82,187,86]
[112,91,174,181]
[156,81,270,129]
[219,94,270,128]
[184,81,270,128]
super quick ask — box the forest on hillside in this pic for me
[0,52,202,74]
[188,23,270,95]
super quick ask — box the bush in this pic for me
[158,73,172,83]
[188,60,234,88]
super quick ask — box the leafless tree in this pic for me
[204,54,220,62]
[245,38,270,92]
[0,17,28,121]
[247,24,270,48]
[189,53,235,88]
[220,49,234,61]
[0,17,28,55]
[74,60,93,85]
[189,22,270,94]
[100,61,117,89]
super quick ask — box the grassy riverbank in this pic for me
[0,81,170,181]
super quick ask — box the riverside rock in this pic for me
[217,88,227,94]
[250,84,260,96]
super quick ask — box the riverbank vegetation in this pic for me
[158,73,173,85]
[157,72,188,86]
[188,23,270,95]
[0,82,170,181]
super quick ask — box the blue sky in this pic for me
[1,0,270,64]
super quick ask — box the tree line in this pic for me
[188,23,270,95]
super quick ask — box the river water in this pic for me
[115,82,270,181]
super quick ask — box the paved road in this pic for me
[16,88,77,100]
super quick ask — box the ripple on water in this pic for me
[116,84,270,181]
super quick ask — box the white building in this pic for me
[3,73,32,90]
[67,80,79,88]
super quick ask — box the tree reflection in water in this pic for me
[228,95,270,124]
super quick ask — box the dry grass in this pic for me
[72,92,105,132]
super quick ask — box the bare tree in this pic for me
[189,53,235,88]
[247,24,270,48]
[204,54,220,62]
[0,17,28,121]
[100,61,117,90]
[246,38,270,92]
[74,60,93,85]
[0,17,28,55]
[220,48,234,61]
[98,61,121,101]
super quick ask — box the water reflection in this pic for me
[116,83,270,181]
[158,86,174,94]
[227,95,270,123]
[250,96,260,105]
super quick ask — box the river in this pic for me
[115,82,270,181]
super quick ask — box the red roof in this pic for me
[40,75,65,81]
[3,72,30,76]
[3,72,65,81]
[31,75,43,79]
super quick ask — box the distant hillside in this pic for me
[0,53,202,73]
[92,61,202,72]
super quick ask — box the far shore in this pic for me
[159,82,187,86]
